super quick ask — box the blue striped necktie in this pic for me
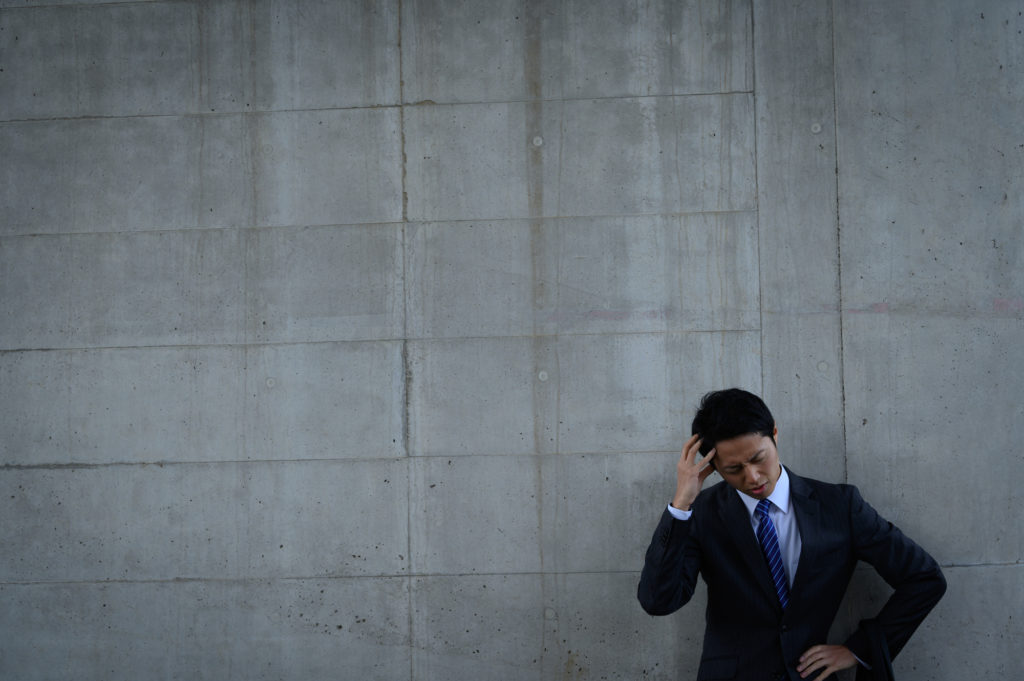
[755,499,790,609]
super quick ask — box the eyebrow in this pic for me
[721,449,765,471]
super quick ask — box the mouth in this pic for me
[749,483,767,496]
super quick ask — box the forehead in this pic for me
[714,433,773,466]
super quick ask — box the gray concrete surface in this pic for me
[1,0,1020,679]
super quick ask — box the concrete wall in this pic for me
[0,1,1019,679]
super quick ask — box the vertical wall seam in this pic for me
[195,3,205,116]
[241,0,260,469]
[195,3,205,231]
[522,2,550,670]
[831,0,848,483]
[749,0,765,395]
[395,2,414,678]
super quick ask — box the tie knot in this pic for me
[756,499,772,517]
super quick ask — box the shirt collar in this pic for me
[734,464,792,518]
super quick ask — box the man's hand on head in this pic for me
[797,644,857,680]
[672,433,717,511]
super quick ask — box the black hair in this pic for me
[691,388,776,456]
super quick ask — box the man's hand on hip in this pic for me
[797,644,857,680]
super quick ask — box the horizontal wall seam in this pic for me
[0,449,682,471]
[0,569,652,587]
[939,561,1023,569]
[0,208,760,240]
[0,328,765,355]
[0,90,756,126]
[1,561,1014,587]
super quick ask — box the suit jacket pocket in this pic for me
[697,655,738,680]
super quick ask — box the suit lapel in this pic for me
[716,484,782,613]
[788,470,822,597]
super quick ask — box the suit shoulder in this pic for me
[691,479,733,509]
[788,471,865,505]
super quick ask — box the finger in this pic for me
[799,662,821,679]
[799,644,822,660]
[810,657,841,680]
[680,433,700,462]
[798,645,823,665]
[698,450,716,476]
[797,656,824,676]
[811,666,837,681]
[684,433,701,456]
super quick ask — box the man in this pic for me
[638,389,945,681]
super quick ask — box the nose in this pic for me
[744,466,759,486]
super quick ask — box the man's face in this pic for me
[712,430,781,500]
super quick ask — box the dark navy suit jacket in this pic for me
[637,469,945,681]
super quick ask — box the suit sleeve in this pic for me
[841,486,946,670]
[637,507,703,616]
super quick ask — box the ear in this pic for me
[772,426,779,440]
